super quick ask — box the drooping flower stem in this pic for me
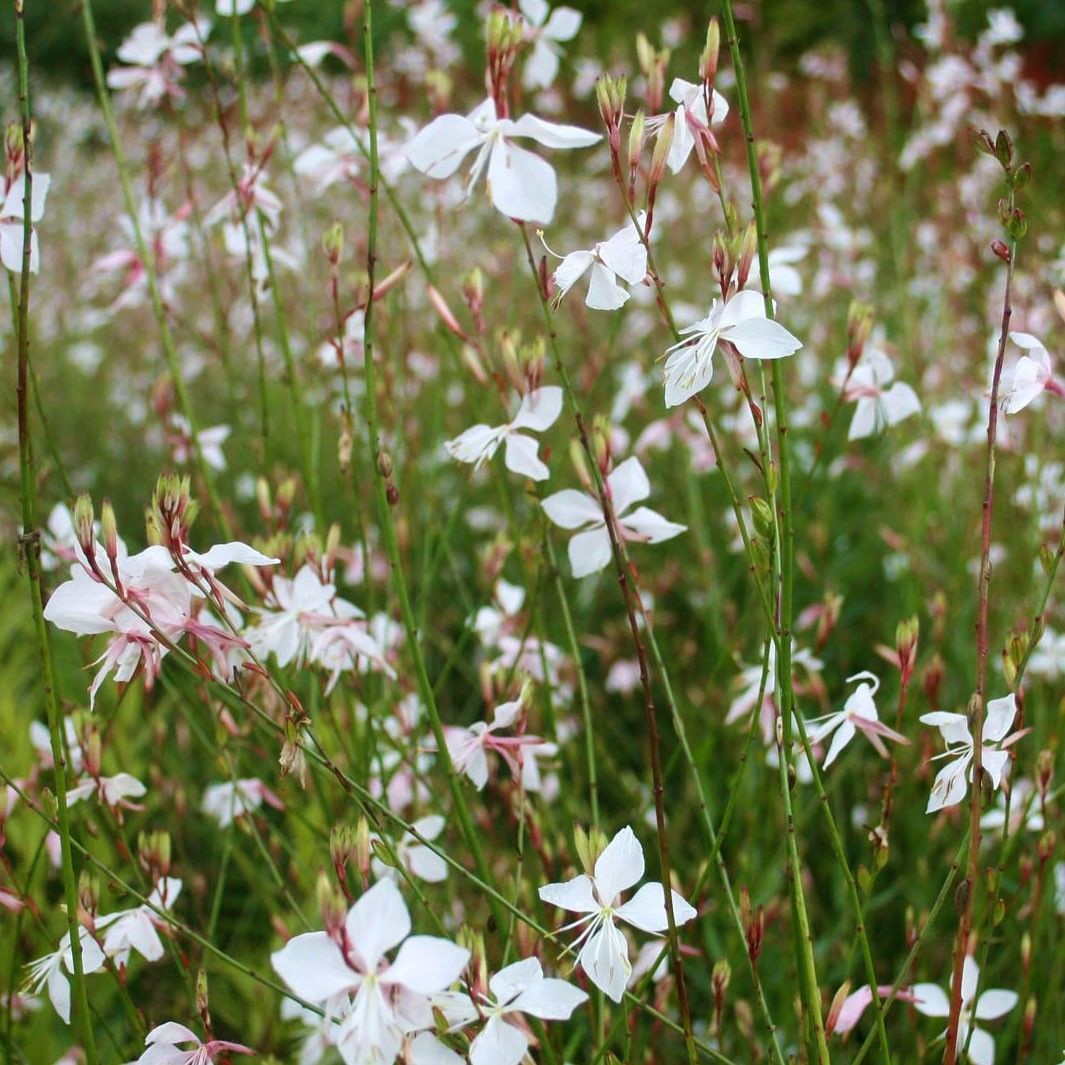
[78,0,231,538]
[360,0,506,933]
[944,180,1020,1065]
[517,224,698,1065]
[11,6,97,1061]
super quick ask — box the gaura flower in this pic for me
[1,172,50,274]
[659,78,730,175]
[271,878,469,1065]
[805,671,909,768]
[550,213,648,311]
[434,956,587,1065]
[920,694,1025,814]
[97,877,182,969]
[371,815,449,884]
[843,348,921,440]
[662,290,802,408]
[24,928,106,1023]
[542,456,686,578]
[105,18,211,108]
[1000,332,1059,414]
[912,956,1017,1065]
[444,386,562,482]
[201,778,284,828]
[538,825,697,1002]
[405,98,599,225]
[127,1021,253,1064]
[67,771,146,812]
[519,0,582,90]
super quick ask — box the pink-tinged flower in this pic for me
[1,172,50,274]
[842,348,921,440]
[920,694,1025,814]
[434,956,587,1065]
[652,78,730,175]
[404,98,600,225]
[727,643,824,743]
[980,778,1045,835]
[827,984,916,1036]
[271,878,469,1065]
[444,387,562,481]
[201,778,284,828]
[806,671,909,768]
[538,825,697,1002]
[169,417,229,472]
[443,691,556,792]
[67,771,146,812]
[106,18,211,108]
[127,1021,253,1064]
[662,290,802,408]
[294,128,364,193]
[24,929,107,1023]
[0,887,26,913]
[551,213,648,311]
[96,877,181,970]
[912,956,1017,1065]
[519,0,581,90]
[1001,332,1060,414]
[542,456,686,578]
[205,161,284,232]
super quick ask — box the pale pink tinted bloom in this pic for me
[128,1021,253,1064]
[1,172,50,274]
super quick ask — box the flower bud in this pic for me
[318,871,347,939]
[969,125,995,157]
[195,968,210,1023]
[74,494,96,556]
[649,114,675,188]
[322,221,344,264]
[750,496,775,538]
[699,18,720,84]
[994,128,1013,169]
[990,239,1011,263]
[78,870,98,918]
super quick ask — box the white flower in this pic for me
[444,387,562,481]
[551,214,648,311]
[97,878,181,969]
[519,0,582,90]
[434,957,587,1065]
[127,1021,253,1063]
[1,172,50,274]
[806,671,908,768]
[662,290,802,408]
[405,98,599,225]
[920,694,1022,814]
[67,772,146,810]
[844,348,921,439]
[542,456,686,578]
[1000,333,1054,414]
[201,778,283,828]
[371,816,449,884]
[24,929,106,1023]
[912,956,1017,1065]
[271,878,469,1065]
[294,127,363,194]
[538,825,697,1002]
[662,78,730,174]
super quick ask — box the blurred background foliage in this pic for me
[5,0,1065,90]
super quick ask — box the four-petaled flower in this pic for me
[538,825,697,1002]
[405,98,600,225]
[1,172,50,274]
[912,955,1017,1065]
[659,78,730,174]
[24,928,106,1023]
[444,386,562,482]
[519,0,582,90]
[663,290,803,408]
[806,671,909,768]
[920,694,1024,813]
[551,214,648,311]
[127,1021,253,1064]
[271,878,469,1065]
[843,348,922,440]
[435,956,587,1065]
[1001,332,1059,414]
[542,456,686,578]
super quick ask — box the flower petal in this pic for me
[615,882,697,933]
[504,433,549,480]
[569,527,612,578]
[578,919,631,1003]
[541,489,601,530]
[405,114,483,179]
[510,386,563,432]
[594,825,645,903]
[538,873,598,914]
[487,140,557,224]
[345,878,411,971]
[607,456,650,515]
[383,935,469,995]
[270,931,356,1003]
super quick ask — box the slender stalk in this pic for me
[11,6,97,1060]
[944,185,1019,1065]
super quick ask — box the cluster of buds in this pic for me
[972,127,1030,259]
[138,829,172,883]
[876,615,919,687]
[595,74,627,167]
[738,886,764,965]
[148,474,198,556]
[4,120,31,183]
[1002,617,1041,688]
[573,823,609,879]
[255,475,297,534]
[486,8,523,118]
[846,301,875,369]
[73,494,126,594]
[330,820,371,899]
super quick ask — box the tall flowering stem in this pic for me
[944,154,1024,1065]
[359,0,506,933]
[11,4,98,1061]
[517,225,698,1065]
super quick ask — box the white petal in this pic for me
[543,7,581,41]
[517,0,549,27]
[723,316,803,360]
[345,878,411,970]
[469,1015,529,1065]
[511,975,588,1019]
[594,825,645,903]
[504,113,601,149]
[538,873,598,914]
[911,982,950,1017]
[973,988,1018,1020]
[487,140,557,224]
[822,719,856,768]
[553,250,594,297]
[615,882,697,933]
[541,489,601,529]
[966,1026,995,1065]
[586,261,630,310]
[523,40,560,91]
[621,506,687,544]
[717,289,768,329]
[510,386,563,432]
[187,541,278,569]
[663,338,714,407]
[983,694,1016,742]
[408,1031,465,1065]
[607,456,650,515]
[271,932,356,1002]
[489,957,542,1003]
[882,382,921,426]
[405,115,483,179]
[569,527,612,577]
[383,935,469,995]
[598,225,648,286]
[504,433,549,480]
[848,397,882,441]
[146,1022,200,1045]
[578,920,631,1003]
